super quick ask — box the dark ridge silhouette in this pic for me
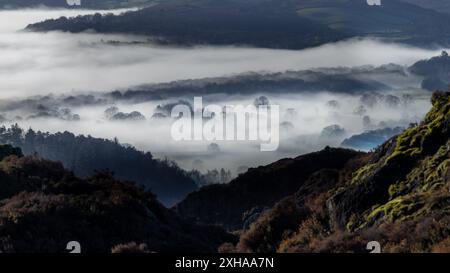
[26,0,450,49]
[0,124,197,206]
[0,145,235,252]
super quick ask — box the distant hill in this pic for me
[26,0,450,49]
[0,145,233,253]
[409,51,450,91]
[25,0,350,50]
[177,91,450,253]
[341,127,404,151]
[292,0,450,45]
[109,67,393,104]
[0,125,197,206]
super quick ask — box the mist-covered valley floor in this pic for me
[0,8,445,185]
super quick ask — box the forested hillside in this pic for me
[0,125,197,206]
[26,0,349,49]
[27,0,450,48]
[0,144,233,252]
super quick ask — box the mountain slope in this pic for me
[175,148,368,230]
[26,0,450,48]
[328,91,450,230]
[179,91,450,253]
[0,125,198,207]
[0,145,234,253]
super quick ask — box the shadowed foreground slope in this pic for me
[0,147,234,253]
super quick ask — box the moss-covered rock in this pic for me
[328,92,450,230]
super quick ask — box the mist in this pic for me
[3,90,431,174]
[0,8,441,176]
[0,9,448,99]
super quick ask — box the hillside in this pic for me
[26,0,450,48]
[25,0,350,50]
[175,148,369,230]
[178,91,450,253]
[0,145,234,253]
[0,125,198,207]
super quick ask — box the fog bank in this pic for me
[0,9,448,99]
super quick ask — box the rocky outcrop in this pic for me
[328,92,450,230]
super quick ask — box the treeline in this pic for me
[0,124,197,206]
[189,169,232,187]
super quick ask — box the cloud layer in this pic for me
[0,9,448,99]
[0,9,443,174]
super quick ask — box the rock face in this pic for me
[0,145,234,253]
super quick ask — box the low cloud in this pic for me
[0,9,448,100]
[0,9,441,174]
